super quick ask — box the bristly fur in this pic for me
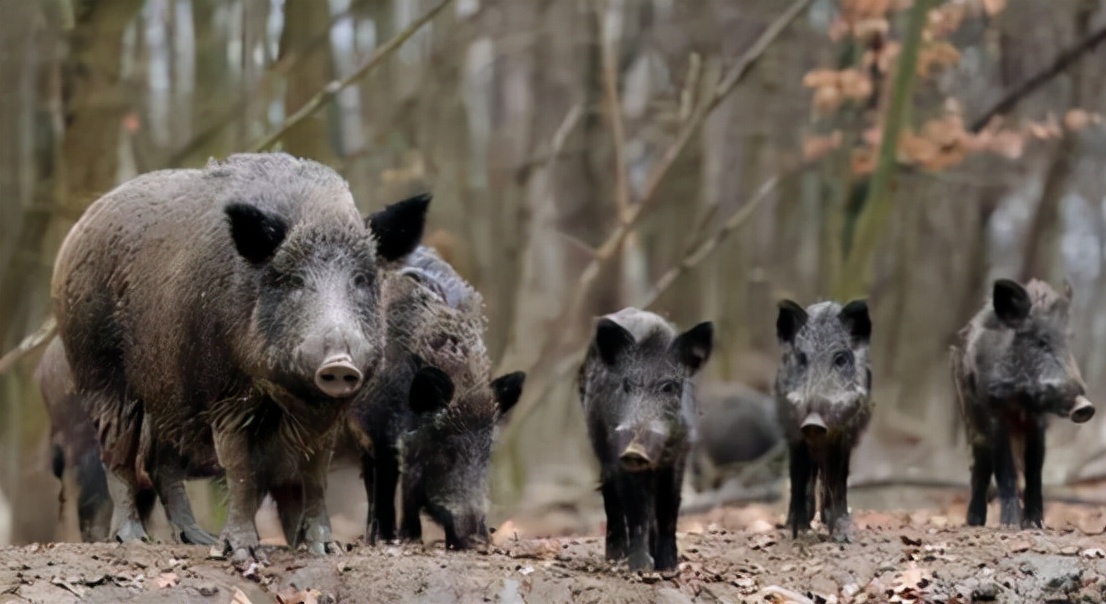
[350,245,521,548]
[579,307,713,572]
[951,278,1090,529]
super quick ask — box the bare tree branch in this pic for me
[0,317,54,374]
[969,24,1106,133]
[250,0,452,152]
[597,0,630,221]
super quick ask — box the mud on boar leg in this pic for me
[990,423,1021,527]
[106,466,150,543]
[601,479,628,561]
[300,448,340,554]
[1022,419,1047,528]
[786,442,816,537]
[155,451,217,545]
[652,465,683,571]
[617,472,655,571]
[211,429,265,562]
[967,442,993,526]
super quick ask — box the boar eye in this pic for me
[352,272,372,288]
[283,274,305,289]
[833,350,853,368]
[621,378,632,393]
[658,380,682,395]
[796,352,808,368]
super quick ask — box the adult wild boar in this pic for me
[580,308,713,571]
[691,381,783,492]
[952,279,1095,528]
[775,298,872,541]
[51,153,428,560]
[348,246,525,549]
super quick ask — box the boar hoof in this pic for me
[176,524,218,546]
[306,540,343,556]
[628,550,654,572]
[210,533,267,564]
[114,520,150,544]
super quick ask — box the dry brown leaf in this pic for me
[981,0,1006,17]
[276,587,321,604]
[839,68,874,100]
[803,132,843,162]
[812,86,844,116]
[892,565,932,593]
[917,41,961,77]
[1064,108,1093,131]
[233,588,254,604]
[1077,511,1106,536]
[154,572,178,589]
[1008,539,1032,553]
[802,69,839,89]
[851,148,876,175]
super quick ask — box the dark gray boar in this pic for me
[51,153,427,561]
[35,337,112,542]
[579,308,713,571]
[775,299,872,541]
[347,245,525,549]
[35,336,221,543]
[691,382,783,492]
[952,278,1095,528]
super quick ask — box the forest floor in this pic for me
[3,486,1106,604]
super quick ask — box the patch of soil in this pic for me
[3,502,1106,603]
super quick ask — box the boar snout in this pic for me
[800,412,828,438]
[615,426,667,472]
[314,354,364,398]
[1071,395,1095,423]
[444,512,488,550]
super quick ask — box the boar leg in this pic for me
[966,441,993,526]
[786,442,816,537]
[211,428,265,562]
[271,484,305,547]
[1021,419,1047,529]
[105,468,150,543]
[370,447,400,544]
[821,443,853,542]
[652,464,683,571]
[299,447,340,555]
[154,448,217,545]
[360,452,375,542]
[399,483,424,543]
[600,477,628,562]
[618,472,655,571]
[990,421,1021,527]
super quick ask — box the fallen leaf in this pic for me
[1007,539,1031,553]
[155,572,179,589]
[233,588,254,604]
[276,587,321,604]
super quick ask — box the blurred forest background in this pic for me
[2,0,1106,546]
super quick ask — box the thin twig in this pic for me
[0,316,55,374]
[250,0,452,151]
[969,24,1106,133]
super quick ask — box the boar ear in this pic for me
[594,319,635,367]
[993,279,1031,325]
[671,321,713,374]
[367,193,431,262]
[409,365,454,414]
[776,300,808,343]
[226,203,288,265]
[491,371,526,415]
[839,299,871,343]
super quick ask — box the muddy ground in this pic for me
[3,489,1106,604]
